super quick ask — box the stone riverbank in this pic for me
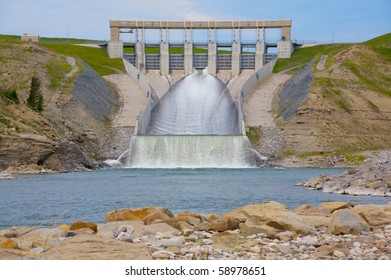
[298,151,391,196]
[1,201,390,260]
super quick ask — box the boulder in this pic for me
[318,202,357,213]
[144,211,174,225]
[313,244,350,259]
[57,224,70,232]
[275,231,296,242]
[0,249,23,260]
[177,212,204,219]
[151,250,175,259]
[40,234,152,260]
[365,180,383,189]
[74,228,96,235]
[65,231,77,237]
[239,220,276,236]
[133,223,179,236]
[116,232,133,243]
[30,247,44,254]
[177,221,193,231]
[97,221,143,239]
[115,225,135,237]
[0,238,19,249]
[22,228,65,239]
[0,227,34,238]
[327,209,370,235]
[352,204,391,226]
[156,218,181,229]
[208,218,239,232]
[300,215,332,228]
[160,237,185,248]
[69,221,98,233]
[193,221,211,231]
[295,204,330,215]
[224,201,315,236]
[105,207,173,222]
[177,215,203,226]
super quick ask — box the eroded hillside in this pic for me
[275,34,391,156]
[0,36,120,172]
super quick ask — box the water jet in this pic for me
[114,68,258,168]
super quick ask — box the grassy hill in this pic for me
[0,34,125,76]
[274,33,391,156]
[41,43,125,76]
[0,34,121,172]
[273,43,350,74]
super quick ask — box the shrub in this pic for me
[0,87,19,104]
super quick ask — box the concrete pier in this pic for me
[184,43,193,75]
[110,19,292,74]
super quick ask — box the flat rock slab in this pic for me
[40,235,152,260]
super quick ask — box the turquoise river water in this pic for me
[0,168,390,229]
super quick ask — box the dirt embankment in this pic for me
[274,43,391,159]
[0,40,120,172]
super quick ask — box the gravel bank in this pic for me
[1,201,390,260]
[298,151,391,196]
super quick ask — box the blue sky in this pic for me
[0,0,390,43]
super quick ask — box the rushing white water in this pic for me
[147,70,240,135]
[126,135,255,168]
[110,69,260,168]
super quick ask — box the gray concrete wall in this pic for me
[184,43,193,75]
[277,41,293,58]
[255,42,266,70]
[123,59,160,135]
[136,42,145,73]
[208,43,217,74]
[108,41,123,58]
[160,43,170,75]
[237,59,277,135]
[231,43,241,75]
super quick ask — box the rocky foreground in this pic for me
[1,201,390,260]
[298,151,391,196]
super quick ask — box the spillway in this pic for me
[119,69,256,168]
[125,135,254,168]
[147,69,240,135]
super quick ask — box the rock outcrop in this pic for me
[298,151,391,196]
[0,41,120,173]
[1,201,390,260]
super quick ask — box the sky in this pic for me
[0,0,390,43]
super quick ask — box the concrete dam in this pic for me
[106,19,293,168]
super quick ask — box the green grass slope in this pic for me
[273,43,350,74]
[41,43,125,76]
[275,33,391,154]
[0,34,125,76]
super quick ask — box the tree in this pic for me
[27,75,44,112]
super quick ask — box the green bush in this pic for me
[0,87,19,104]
